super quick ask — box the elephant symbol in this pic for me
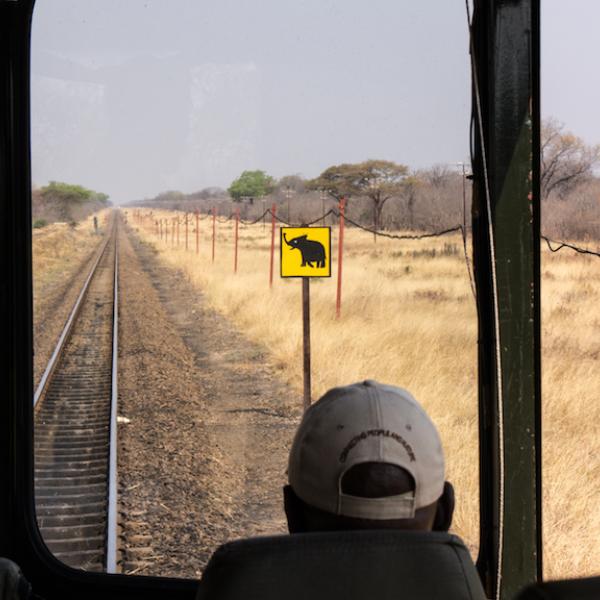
[283,233,326,268]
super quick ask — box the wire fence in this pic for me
[541,235,600,258]
[131,205,600,315]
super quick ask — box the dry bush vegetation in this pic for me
[32,211,109,291]
[132,207,600,580]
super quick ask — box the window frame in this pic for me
[0,1,541,598]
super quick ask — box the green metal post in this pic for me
[471,1,541,598]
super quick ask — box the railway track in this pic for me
[34,219,119,573]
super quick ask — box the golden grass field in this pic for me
[130,207,600,580]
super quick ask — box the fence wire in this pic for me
[150,208,600,269]
[542,235,600,258]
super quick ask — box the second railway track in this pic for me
[34,217,119,572]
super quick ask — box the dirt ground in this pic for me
[117,223,302,578]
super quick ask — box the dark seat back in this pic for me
[516,576,600,600]
[197,530,486,600]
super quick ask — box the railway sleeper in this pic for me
[39,524,105,541]
[36,415,110,425]
[35,465,107,478]
[34,456,107,467]
[36,501,105,516]
[39,399,111,408]
[36,432,109,443]
[34,473,107,486]
[36,416,110,426]
[52,548,105,567]
[37,513,107,528]
[34,450,108,462]
[35,488,107,502]
[35,439,109,450]
[45,536,105,554]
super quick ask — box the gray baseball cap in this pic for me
[288,380,445,520]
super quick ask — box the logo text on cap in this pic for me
[339,429,416,463]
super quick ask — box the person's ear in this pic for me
[432,481,455,532]
[283,485,307,534]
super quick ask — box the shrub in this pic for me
[33,218,47,229]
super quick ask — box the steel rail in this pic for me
[33,232,112,408]
[106,225,119,573]
[34,215,120,572]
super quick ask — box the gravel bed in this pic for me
[117,224,302,578]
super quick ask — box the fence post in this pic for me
[269,203,277,287]
[234,208,240,273]
[212,206,216,263]
[185,212,189,251]
[195,211,199,254]
[336,197,346,319]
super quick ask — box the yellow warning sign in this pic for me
[281,227,331,278]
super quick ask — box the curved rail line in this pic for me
[34,217,119,573]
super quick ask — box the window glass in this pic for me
[541,0,600,580]
[31,1,477,577]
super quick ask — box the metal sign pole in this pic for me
[302,276,311,410]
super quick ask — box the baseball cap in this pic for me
[288,380,445,520]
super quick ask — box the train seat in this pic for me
[516,576,600,599]
[196,530,485,600]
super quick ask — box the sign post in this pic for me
[281,225,331,409]
[302,277,311,410]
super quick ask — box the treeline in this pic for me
[32,181,111,228]
[133,117,600,240]
[132,165,470,233]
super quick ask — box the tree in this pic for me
[399,174,422,230]
[276,174,306,194]
[309,160,409,233]
[306,163,358,201]
[228,170,275,200]
[541,118,600,199]
[41,181,95,203]
[352,160,409,234]
[154,190,186,203]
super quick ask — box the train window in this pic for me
[541,0,600,580]
[31,1,478,578]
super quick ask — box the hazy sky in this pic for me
[30,1,597,205]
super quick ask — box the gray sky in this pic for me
[30,1,594,205]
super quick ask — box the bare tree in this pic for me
[541,117,600,199]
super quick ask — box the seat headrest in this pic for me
[197,530,485,600]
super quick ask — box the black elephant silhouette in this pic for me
[283,233,326,268]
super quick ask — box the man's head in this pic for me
[284,380,454,533]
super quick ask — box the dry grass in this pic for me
[133,208,600,580]
[32,211,110,291]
